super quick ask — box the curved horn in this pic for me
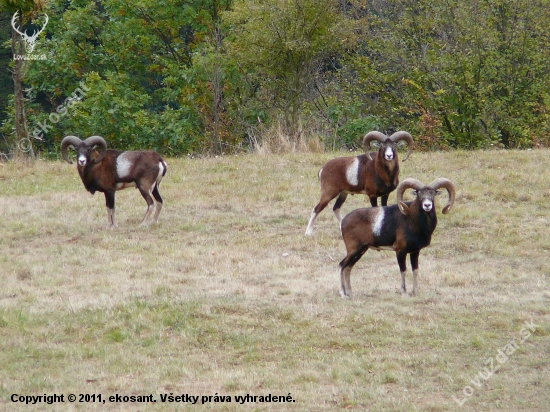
[60,135,83,164]
[428,178,456,214]
[389,131,413,161]
[396,178,425,215]
[363,131,388,161]
[84,135,107,164]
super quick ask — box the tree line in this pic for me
[1,0,550,158]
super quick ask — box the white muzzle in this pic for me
[384,147,394,160]
[78,154,87,166]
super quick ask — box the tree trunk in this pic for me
[11,25,34,159]
[212,26,222,154]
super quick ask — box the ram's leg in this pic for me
[338,245,368,298]
[396,250,408,295]
[306,191,337,236]
[332,193,348,223]
[339,266,352,298]
[380,194,389,207]
[105,191,116,228]
[149,161,166,224]
[369,196,378,207]
[409,251,420,296]
[151,184,163,223]
[137,185,155,226]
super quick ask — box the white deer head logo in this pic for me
[11,12,49,54]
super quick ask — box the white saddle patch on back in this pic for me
[372,208,385,236]
[345,157,359,186]
[116,152,133,178]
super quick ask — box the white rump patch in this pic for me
[157,161,165,182]
[372,208,385,237]
[116,152,133,178]
[345,157,359,186]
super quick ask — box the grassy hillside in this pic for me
[0,149,549,411]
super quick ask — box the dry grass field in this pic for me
[0,149,549,411]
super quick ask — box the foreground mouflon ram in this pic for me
[61,135,167,228]
[305,131,413,236]
[338,178,455,298]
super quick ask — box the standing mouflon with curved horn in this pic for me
[305,131,413,236]
[61,135,167,228]
[338,178,455,298]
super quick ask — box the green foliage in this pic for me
[58,72,203,154]
[22,0,213,156]
[2,0,550,155]
[324,103,380,150]
[0,94,15,156]
[0,0,42,14]
[223,0,355,141]
[338,0,550,149]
